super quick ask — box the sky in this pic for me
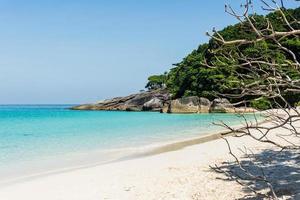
[0,0,298,104]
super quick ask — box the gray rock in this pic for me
[234,107,258,113]
[71,89,169,111]
[143,97,163,111]
[167,96,211,113]
[209,98,234,113]
[168,96,199,113]
[162,102,170,113]
[199,97,211,113]
[73,93,258,114]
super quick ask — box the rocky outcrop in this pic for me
[72,93,257,114]
[142,97,163,111]
[234,107,258,113]
[209,98,235,113]
[168,96,200,113]
[71,89,170,111]
[198,97,211,113]
[165,96,211,113]
[208,98,258,113]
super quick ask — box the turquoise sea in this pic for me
[0,105,256,181]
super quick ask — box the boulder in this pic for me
[168,96,200,113]
[162,103,170,113]
[163,96,211,113]
[169,96,199,113]
[124,93,155,111]
[143,97,163,111]
[234,107,258,113]
[71,104,97,110]
[72,94,258,114]
[199,97,211,113]
[209,98,235,113]
[71,89,170,111]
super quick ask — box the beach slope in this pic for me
[1,128,298,200]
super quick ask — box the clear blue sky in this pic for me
[0,0,298,104]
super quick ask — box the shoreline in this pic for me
[1,108,256,185]
[0,129,227,187]
[0,112,265,188]
[1,112,296,200]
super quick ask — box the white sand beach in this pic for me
[0,116,299,200]
[1,0,299,199]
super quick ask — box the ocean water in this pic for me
[0,105,258,181]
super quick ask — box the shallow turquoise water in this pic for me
[0,105,256,178]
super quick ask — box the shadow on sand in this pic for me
[212,149,300,199]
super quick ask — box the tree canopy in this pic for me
[146,7,300,109]
[145,73,167,90]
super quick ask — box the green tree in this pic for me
[145,73,167,90]
[147,7,300,107]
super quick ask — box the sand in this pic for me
[0,117,299,200]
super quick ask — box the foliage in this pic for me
[147,7,300,108]
[250,98,272,110]
[145,73,167,90]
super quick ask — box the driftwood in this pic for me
[206,0,300,199]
